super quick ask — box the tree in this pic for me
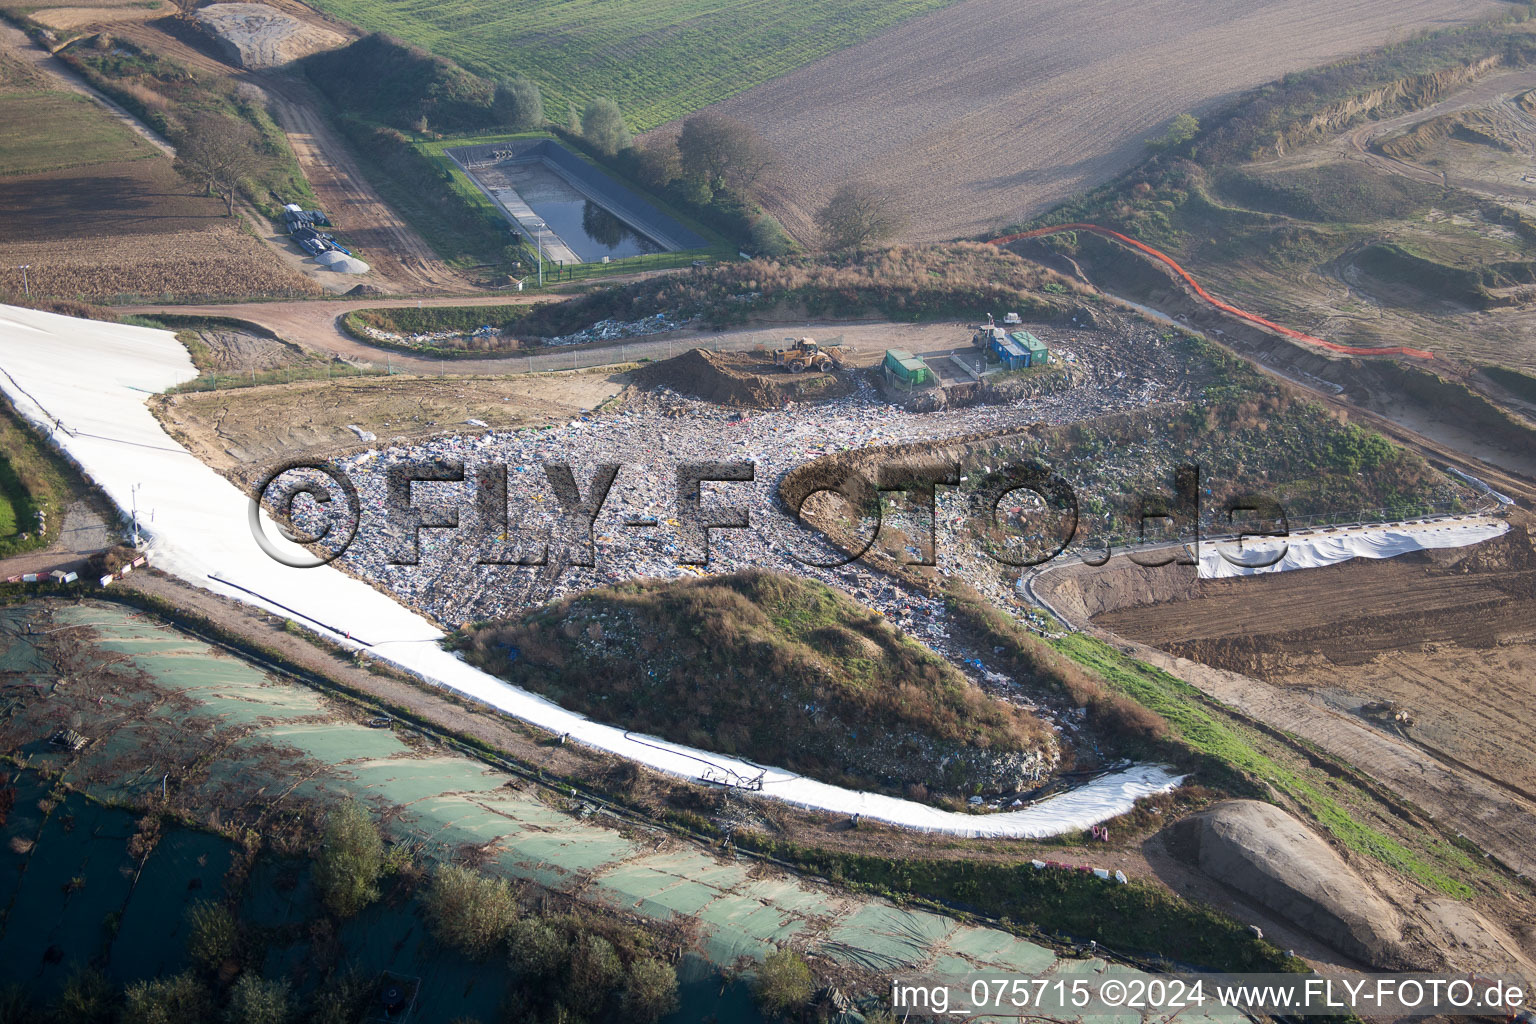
[678,112,774,192]
[633,137,681,189]
[581,98,631,156]
[311,803,385,918]
[494,76,543,130]
[421,863,519,958]
[1147,112,1199,151]
[621,957,679,1023]
[752,948,813,1019]
[223,976,292,1024]
[815,182,904,250]
[185,900,237,970]
[174,112,265,217]
[122,973,213,1024]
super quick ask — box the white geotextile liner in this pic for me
[0,304,1187,838]
[1199,519,1508,578]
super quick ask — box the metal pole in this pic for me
[131,483,140,547]
[19,265,30,297]
[537,226,544,288]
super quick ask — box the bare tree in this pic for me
[580,97,631,156]
[815,182,904,249]
[677,112,774,193]
[174,112,266,217]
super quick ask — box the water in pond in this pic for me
[500,159,662,261]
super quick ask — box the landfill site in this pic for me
[6,0,1536,1010]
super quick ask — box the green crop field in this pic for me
[299,0,958,130]
[0,88,156,177]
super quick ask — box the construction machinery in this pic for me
[773,337,845,373]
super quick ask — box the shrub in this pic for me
[223,976,291,1024]
[507,918,567,981]
[421,863,519,958]
[311,803,386,918]
[122,973,213,1024]
[753,948,814,1018]
[749,214,795,258]
[48,969,116,1024]
[305,966,372,1024]
[565,934,624,1016]
[621,957,680,1023]
[185,900,237,970]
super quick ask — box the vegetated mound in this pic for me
[632,348,853,409]
[1214,163,1435,223]
[515,244,1084,339]
[341,305,534,355]
[302,33,496,132]
[193,4,347,69]
[1167,799,1407,967]
[453,571,1055,801]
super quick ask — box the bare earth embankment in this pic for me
[706,0,1502,242]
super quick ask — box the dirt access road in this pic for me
[703,0,1503,243]
[106,15,464,293]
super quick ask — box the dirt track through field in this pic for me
[707,0,1502,242]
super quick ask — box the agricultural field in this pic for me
[0,48,320,302]
[702,0,1504,242]
[0,59,156,175]
[295,0,959,130]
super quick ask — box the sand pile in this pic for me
[193,3,347,68]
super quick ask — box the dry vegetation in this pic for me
[0,226,319,303]
[453,570,1054,802]
[151,370,627,474]
[518,243,1085,337]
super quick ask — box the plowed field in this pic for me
[709,0,1502,242]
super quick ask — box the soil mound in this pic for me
[1168,800,1406,966]
[193,3,347,68]
[634,348,851,409]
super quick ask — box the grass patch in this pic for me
[53,36,318,218]
[451,570,1053,802]
[0,89,156,176]
[1212,163,1437,224]
[296,0,961,131]
[0,394,85,557]
[339,304,541,357]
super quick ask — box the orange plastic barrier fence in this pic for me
[988,223,1436,361]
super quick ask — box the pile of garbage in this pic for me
[546,312,695,347]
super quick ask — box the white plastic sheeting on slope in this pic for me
[1199,518,1509,578]
[0,304,1184,838]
